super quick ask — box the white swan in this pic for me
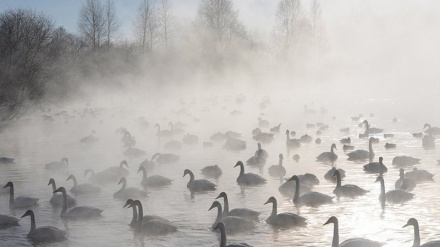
[103,160,129,177]
[48,178,76,207]
[234,161,266,186]
[130,200,177,235]
[138,166,172,187]
[0,214,19,227]
[324,167,346,183]
[255,143,269,159]
[201,165,223,179]
[288,175,333,207]
[403,218,440,247]
[375,176,414,208]
[340,137,351,144]
[155,123,173,138]
[286,130,300,148]
[183,133,199,144]
[268,154,286,177]
[324,216,383,247]
[264,196,306,228]
[152,153,180,165]
[363,157,388,174]
[278,179,312,197]
[214,222,252,247]
[53,187,103,219]
[216,192,260,221]
[333,170,369,199]
[209,201,255,234]
[404,168,435,183]
[3,181,38,209]
[113,177,147,200]
[246,149,266,167]
[363,120,384,135]
[316,143,338,163]
[0,157,14,165]
[45,157,68,173]
[183,169,216,192]
[21,210,66,243]
[67,174,101,195]
[347,137,375,161]
[395,168,416,191]
[123,199,170,227]
[84,169,118,185]
[424,123,440,136]
[164,140,182,150]
[392,156,421,167]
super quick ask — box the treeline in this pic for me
[0,0,327,122]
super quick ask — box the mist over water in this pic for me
[0,0,439,246]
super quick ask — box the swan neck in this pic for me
[413,223,421,247]
[71,176,77,187]
[29,212,36,233]
[271,200,277,217]
[279,157,283,166]
[121,179,127,190]
[61,189,68,214]
[51,181,57,195]
[8,185,14,208]
[293,179,300,203]
[331,145,335,153]
[380,179,385,209]
[141,168,147,180]
[223,195,229,214]
[239,164,244,176]
[188,170,195,182]
[219,225,227,247]
[136,202,143,227]
[131,204,138,226]
[332,221,339,247]
[156,124,160,133]
[336,173,342,187]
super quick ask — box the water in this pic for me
[0,94,439,247]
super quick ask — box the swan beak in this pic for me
[2,184,7,188]
[123,201,132,208]
[286,176,294,182]
[53,188,60,193]
[323,219,331,225]
[137,167,141,173]
[208,204,216,211]
[402,223,409,228]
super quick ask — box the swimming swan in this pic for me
[48,178,76,207]
[183,169,216,192]
[268,154,286,177]
[138,166,172,187]
[113,177,147,200]
[127,200,177,235]
[375,176,414,208]
[53,187,103,219]
[3,181,38,209]
[234,161,266,186]
[333,170,369,199]
[403,218,440,247]
[264,196,306,228]
[216,192,260,221]
[288,175,333,207]
[363,157,388,174]
[214,222,252,247]
[209,201,255,234]
[395,168,416,191]
[347,137,375,161]
[67,174,101,195]
[316,143,338,163]
[21,210,66,243]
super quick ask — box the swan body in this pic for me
[0,214,19,226]
[113,177,147,200]
[246,149,266,167]
[48,178,76,207]
[155,123,172,138]
[84,169,118,185]
[164,140,182,150]
[270,123,281,133]
[214,222,252,247]
[333,170,369,198]
[129,200,177,235]
[138,166,172,187]
[343,145,355,151]
[123,147,146,158]
[264,196,306,228]
[384,143,396,149]
[216,192,260,221]
[325,167,346,183]
[183,133,199,144]
[340,137,351,144]
[278,180,312,197]
[375,176,414,208]
[123,199,170,227]
[0,157,14,164]
[286,130,300,148]
[21,210,66,243]
[80,134,99,143]
[405,168,435,183]
[3,181,39,209]
[152,153,179,164]
[347,137,374,161]
[289,175,333,207]
[363,157,388,174]
[422,134,436,149]
[317,143,338,163]
[363,120,384,135]
[67,174,101,194]
[103,160,129,177]
[184,169,216,192]
[201,165,223,179]
[295,173,320,187]
[54,187,103,219]
[424,123,440,136]
[169,122,185,135]
[211,132,226,142]
[392,156,421,167]
[395,168,416,191]
[403,218,440,247]
[209,201,255,234]
[324,216,382,247]
[234,161,266,186]
[45,157,68,172]
[224,137,246,151]
[268,154,286,177]
[300,134,313,143]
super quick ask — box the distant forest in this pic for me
[0,0,327,122]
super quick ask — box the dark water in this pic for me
[0,92,439,247]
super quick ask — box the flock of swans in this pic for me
[0,98,439,247]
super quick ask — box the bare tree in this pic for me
[310,0,327,57]
[197,0,245,50]
[274,0,303,55]
[104,0,121,50]
[78,0,105,50]
[133,0,157,51]
[157,0,173,47]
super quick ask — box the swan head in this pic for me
[369,137,375,143]
[183,169,192,177]
[363,120,368,125]
[375,175,384,183]
[66,174,75,181]
[152,153,161,160]
[287,175,299,182]
[154,123,159,128]
[3,181,13,188]
[61,157,69,165]
[137,166,145,174]
[399,168,405,176]
[333,170,341,177]
[331,143,337,150]
[84,169,94,178]
[279,154,283,159]
[233,161,244,168]
[118,177,126,185]
[423,123,430,129]
[21,210,34,219]
[264,196,277,205]
[48,178,55,186]
[285,130,289,135]
[403,218,418,228]
[208,201,221,211]
[123,199,134,208]
[120,160,128,168]
[257,143,262,149]
[324,216,338,225]
[215,192,227,199]
[379,157,383,163]
[214,222,225,231]
[53,187,66,193]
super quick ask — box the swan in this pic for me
[422,134,435,149]
[140,158,155,172]
[123,199,170,227]
[375,176,414,208]
[155,123,172,138]
[258,117,270,128]
[300,134,313,143]
[392,156,421,167]
[270,123,281,133]
[184,169,216,192]
[216,192,260,221]
[121,130,136,147]
[67,174,101,194]
[113,177,147,200]
[268,154,286,177]
[53,187,103,219]
[234,161,266,186]
[3,181,38,209]
[164,140,182,150]
[123,147,146,158]
[224,137,246,151]
[343,145,354,151]
[295,173,320,187]
[424,123,440,136]
[404,168,435,183]
[0,214,19,227]
[21,210,66,243]
[403,218,440,247]
[152,153,179,165]
[246,149,266,167]
[395,168,416,191]
[183,133,199,145]
[363,120,384,135]
[384,143,396,149]
[127,200,177,235]
[45,157,68,173]
[413,132,423,138]
[347,137,374,161]
[316,137,322,144]
[333,170,369,199]
[324,216,383,247]
[201,165,223,179]
[84,169,118,185]
[264,196,306,228]
[384,134,394,138]
[292,154,300,162]
[278,179,312,197]
[209,201,255,234]
[214,222,252,247]
[0,157,14,164]
[80,134,99,143]
[252,132,274,143]
[316,143,338,163]
[169,122,185,135]
[211,132,226,142]
[225,131,242,139]
[286,130,300,148]
[288,175,333,207]
[48,178,76,207]
[103,160,129,177]
[363,157,388,174]
[324,167,346,183]
[138,166,172,187]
